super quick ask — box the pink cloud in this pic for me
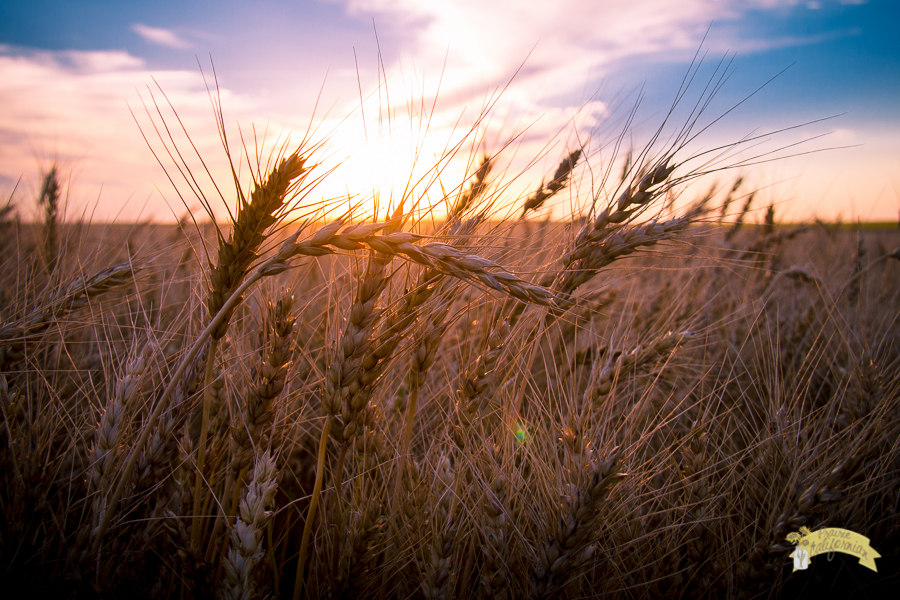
[132,23,192,50]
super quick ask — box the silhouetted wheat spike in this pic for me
[451,155,492,220]
[207,153,308,341]
[38,165,61,272]
[521,149,582,217]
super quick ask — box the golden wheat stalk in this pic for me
[192,152,309,549]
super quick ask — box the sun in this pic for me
[327,125,430,207]
[315,115,474,221]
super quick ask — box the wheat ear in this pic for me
[479,444,510,599]
[449,155,492,221]
[521,149,582,218]
[88,343,154,532]
[456,319,511,442]
[220,450,279,600]
[38,165,61,273]
[583,330,691,413]
[556,202,707,297]
[680,429,715,592]
[531,450,626,599]
[230,294,295,473]
[0,264,135,370]
[421,453,458,600]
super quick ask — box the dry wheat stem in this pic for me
[191,336,221,547]
[330,443,350,585]
[293,416,333,600]
[390,373,421,542]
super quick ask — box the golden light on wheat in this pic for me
[0,54,897,600]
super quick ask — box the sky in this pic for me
[1,0,898,223]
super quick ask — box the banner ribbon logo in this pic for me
[786,526,880,572]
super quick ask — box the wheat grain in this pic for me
[220,450,279,600]
[531,449,625,599]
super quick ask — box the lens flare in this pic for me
[514,422,530,444]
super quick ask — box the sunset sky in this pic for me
[1,0,898,223]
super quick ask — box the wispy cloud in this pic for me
[320,0,858,142]
[0,45,424,223]
[334,0,824,99]
[0,47,237,221]
[311,0,893,221]
[132,23,192,49]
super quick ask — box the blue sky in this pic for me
[1,0,898,222]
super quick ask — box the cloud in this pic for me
[0,45,445,224]
[0,47,248,222]
[132,23,192,49]
[323,0,848,129]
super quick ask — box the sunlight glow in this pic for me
[320,116,474,220]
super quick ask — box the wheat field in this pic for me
[1,83,898,600]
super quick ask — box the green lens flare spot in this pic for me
[514,422,530,444]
